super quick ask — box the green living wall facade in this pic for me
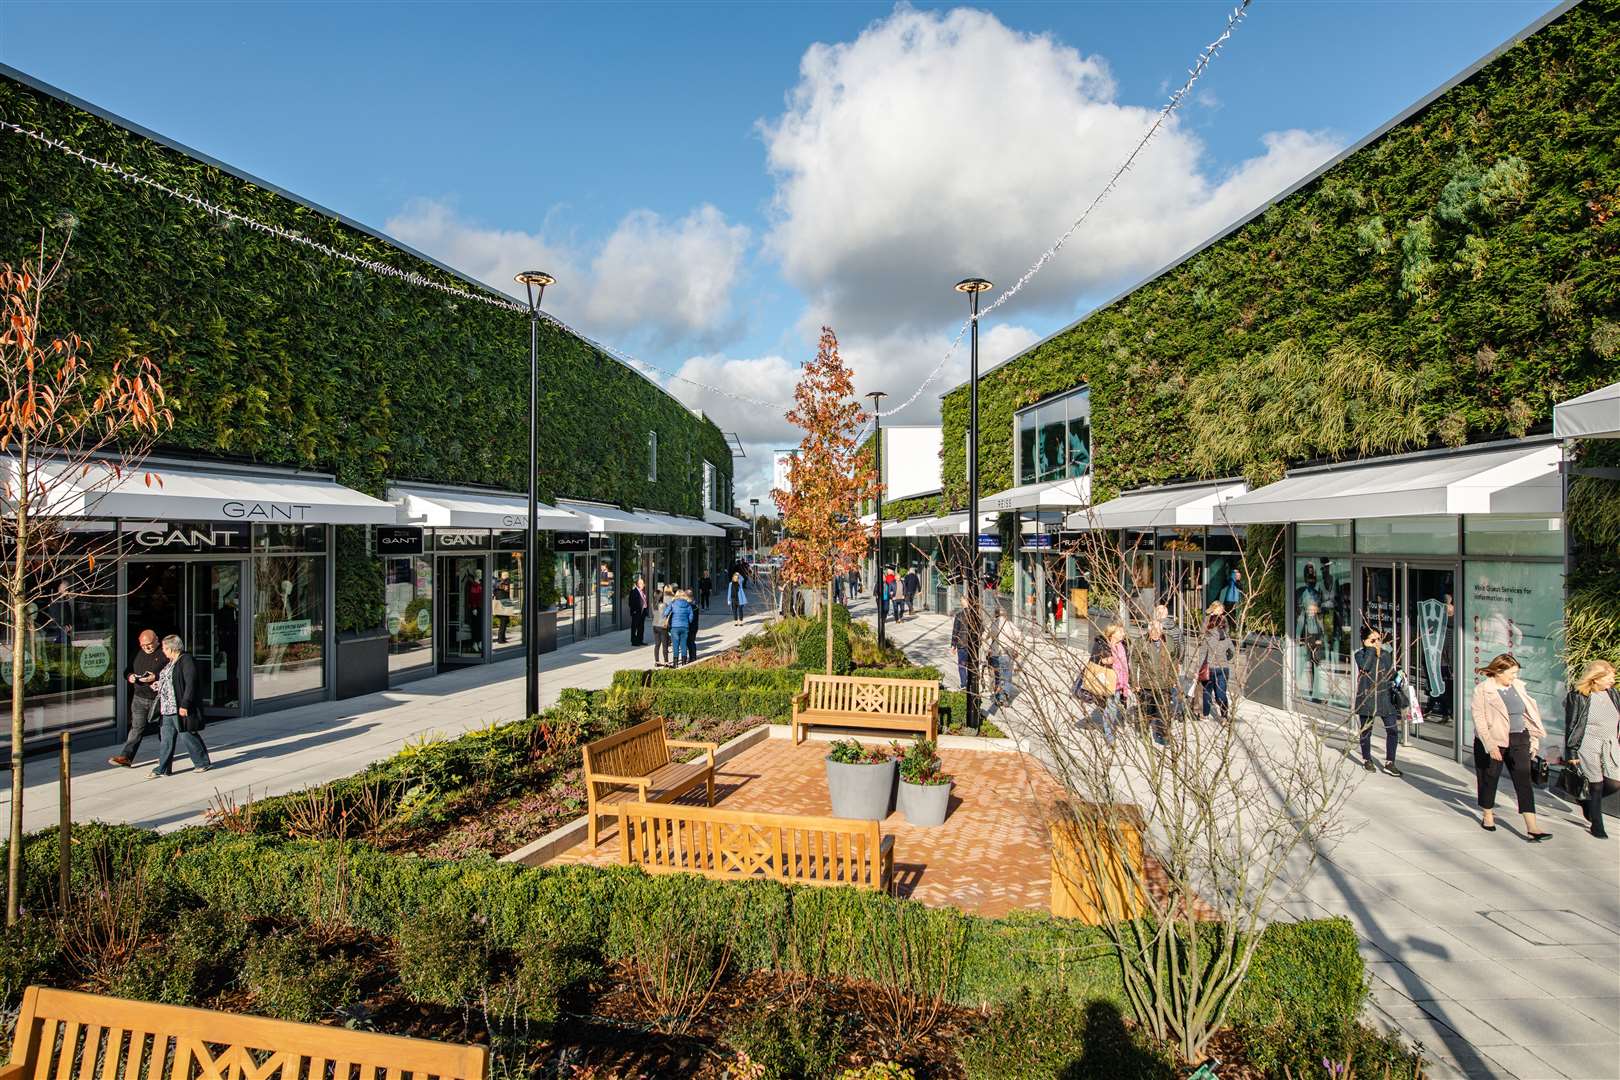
[0,70,733,631]
[939,0,1619,663]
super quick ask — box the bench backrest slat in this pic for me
[10,988,488,1079]
[584,716,670,779]
[619,802,881,887]
[799,675,938,716]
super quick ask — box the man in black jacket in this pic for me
[109,628,163,767]
[627,576,648,646]
[151,635,213,776]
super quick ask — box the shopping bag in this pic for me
[1406,691,1425,726]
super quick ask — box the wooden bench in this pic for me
[790,674,939,745]
[618,801,894,892]
[582,716,717,846]
[1,985,487,1080]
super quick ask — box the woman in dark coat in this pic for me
[1352,628,1403,777]
[151,634,213,776]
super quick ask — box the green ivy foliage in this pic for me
[940,2,1618,504]
[0,76,732,630]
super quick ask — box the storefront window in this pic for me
[1461,559,1566,751]
[1296,522,1351,554]
[0,567,118,745]
[1354,516,1458,555]
[385,556,433,676]
[1463,515,1564,558]
[253,554,326,700]
[1016,387,1091,485]
[254,525,326,553]
[492,550,524,652]
[1294,556,1351,708]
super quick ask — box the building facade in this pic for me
[0,67,739,748]
[931,0,1619,763]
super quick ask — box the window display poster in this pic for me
[1462,560,1566,753]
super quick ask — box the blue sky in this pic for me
[0,0,1561,499]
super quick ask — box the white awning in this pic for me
[1223,443,1563,524]
[881,517,917,537]
[556,500,664,535]
[635,509,725,538]
[982,475,1091,512]
[387,483,578,530]
[703,508,750,529]
[1072,481,1248,531]
[910,512,998,536]
[17,457,396,525]
[1555,381,1620,439]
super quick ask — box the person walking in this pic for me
[1564,660,1620,839]
[1471,653,1551,840]
[882,567,898,621]
[1190,603,1236,721]
[109,628,164,767]
[1132,620,1178,745]
[1352,628,1405,777]
[848,568,860,598]
[666,588,695,666]
[627,575,649,647]
[150,635,212,777]
[651,586,673,667]
[904,565,921,616]
[699,573,712,610]
[951,600,979,702]
[1074,633,1118,741]
[1105,622,1132,712]
[727,572,748,625]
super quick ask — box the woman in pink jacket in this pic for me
[1470,653,1551,841]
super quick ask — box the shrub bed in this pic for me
[0,822,1412,1075]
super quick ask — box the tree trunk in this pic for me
[825,577,834,675]
[7,476,28,926]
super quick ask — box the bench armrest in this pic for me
[791,691,809,708]
[666,738,718,767]
[587,773,653,791]
[0,1063,31,1080]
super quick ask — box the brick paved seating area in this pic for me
[554,736,1060,916]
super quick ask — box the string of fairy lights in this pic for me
[0,0,1250,426]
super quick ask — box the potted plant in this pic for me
[824,738,897,820]
[896,739,953,827]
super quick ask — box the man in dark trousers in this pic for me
[699,573,713,609]
[109,628,163,767]
[903,565,922,615]
[951,600,980,702]
[627,575,649,646]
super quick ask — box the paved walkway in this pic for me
[863,599,1620,1080]
[1,598,773,835]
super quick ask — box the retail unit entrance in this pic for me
[1357,560,1459,756]
[124,558,245,719]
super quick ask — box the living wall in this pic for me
[939,0,1618,652]
[0,73,732,629]
[943,2,1617,501]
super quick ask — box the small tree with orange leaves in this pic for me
[1,230,172,923]
[771,328,882,673]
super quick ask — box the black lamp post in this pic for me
[955,276,992,731]
[515,270,555,720]
[750,498,760,564]
[868,390,887,650]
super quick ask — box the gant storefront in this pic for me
[1,457,397,751]
[1225,438,1568,763]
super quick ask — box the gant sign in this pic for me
[127,522,251,554]
[222,501,313,521]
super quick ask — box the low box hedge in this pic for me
[5,824,1365,1030]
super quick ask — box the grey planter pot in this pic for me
[898,780,953,827]
[825,759,897,820]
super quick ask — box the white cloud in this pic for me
[760,7,1342,336]
[385,199,751,349]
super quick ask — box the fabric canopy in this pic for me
[1071,481,1248,531]
[556,500,666,535]
[1554,381,1620,439]
[18,457,396,525]
[909,512,999,536]
[703,508,750,529]
[982,475,1091,512]
[388,483,578,530]
[635,509,725,538]
[1223,443,1562,524]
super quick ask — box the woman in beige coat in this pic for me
[1470,653,1551,841]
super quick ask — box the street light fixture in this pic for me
[515,270,555,720]
[867,390,887,650]
[750,497,760,565]
[955,276,992,732]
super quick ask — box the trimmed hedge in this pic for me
[4,824,1366,1027]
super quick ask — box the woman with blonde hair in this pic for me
[1470,653,1550,840]
[1564,659,1620,839]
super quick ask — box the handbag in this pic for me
[1196,660,1210,685]
[1558,764,1591,801]
[1531,755,1551,786]
[1389,671,1411,711]
[1077,661,1117,701]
